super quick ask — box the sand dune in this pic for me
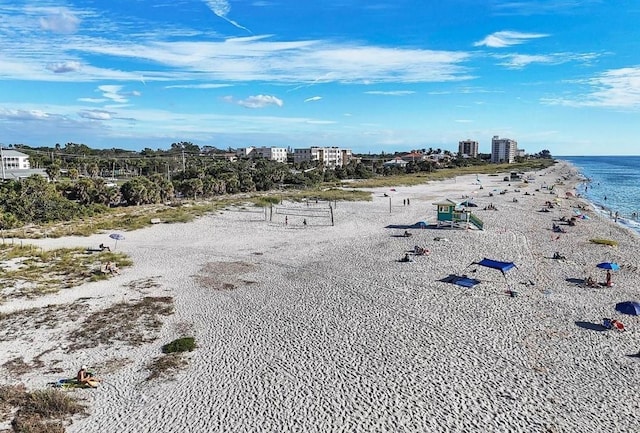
[1,162,639,432]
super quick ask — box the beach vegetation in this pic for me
[146,353,189,381]
[0,384,84,433]
[0,244,131,302]
[67,296,174,350]
[589,238,618,247]
[162,337,197,354]
[146,337,196,381]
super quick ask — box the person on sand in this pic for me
[606,270,613,287]
[77,365,100,388]
[105,261,120,275]
[99,243,111,252]
[400,253,413,263]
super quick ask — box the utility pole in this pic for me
[181,146,186,172]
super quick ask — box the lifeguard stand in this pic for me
[433,199,484,230]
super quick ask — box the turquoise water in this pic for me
[560,156,640,235]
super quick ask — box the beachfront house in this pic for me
[293,147,352,168]
[382,157,409,168]
[236,146,288,163]
[0,148,47,180]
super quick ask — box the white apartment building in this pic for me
[293,147,352,167]
[458,139,479,158]
[235,146,288,163]
[1,148,31,170]
[491,136,517,163]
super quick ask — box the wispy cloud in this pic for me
[39,8,80,34]
[46,61,82,73]
[78,98,107,103]
[203,0,252,34]
[495,52,599,68]
[304,96,322,102]
[474,31,549,48]
[165,83,233,89]
[364,90,415,96]
[543,66,640,109]
[0,108,53,121]
[491,0,599,16]
[79,109,113,120]
[226,95,284,108]
[97,85,128,103]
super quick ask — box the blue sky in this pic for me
[1,0,639,155]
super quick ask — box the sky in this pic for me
[1,0,640,156]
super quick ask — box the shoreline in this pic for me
[1,161,639,433]
[558,159,640,238]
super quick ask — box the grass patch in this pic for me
[147,336,196,381]
[0,244,131,302]
[67,296,174,351]
[589,238,618,247]
[146,353,188,382]
[162,337,196,354]
[0,385,84,433]
[0,303,87,343]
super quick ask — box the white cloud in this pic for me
[46,61,82,73]
[364,90,415,96]
[304,96,322,102]
[39,9,80,34]
[496,52,600,69]
[97,85,128,103]
[79,109,113,120]
[474,31,549,48]
[228,94,284,108]
[492,1,599,16]
[543,66,640,109]
[0,29,473,85]
[165,83,233,89]
[78,98,106,103]
[0,108,52,121]
[203,0,252,34]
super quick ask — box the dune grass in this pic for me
[0,244,131,302]
[0,384,85,433]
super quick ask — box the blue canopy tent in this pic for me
[467,258,518,283]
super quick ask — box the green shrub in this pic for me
[162,337,196,354]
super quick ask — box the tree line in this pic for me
[0,142,553,228]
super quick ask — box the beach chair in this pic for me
[612,320,625,332]
[602,318,613,330]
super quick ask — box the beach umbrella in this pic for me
[109,233,125,250]
[615,301,640,316]
[596,262,620,271]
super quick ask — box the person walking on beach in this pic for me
[606,270,613,287]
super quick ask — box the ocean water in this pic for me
[560,155,640,235]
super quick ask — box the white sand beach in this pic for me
[1,162,639,432]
